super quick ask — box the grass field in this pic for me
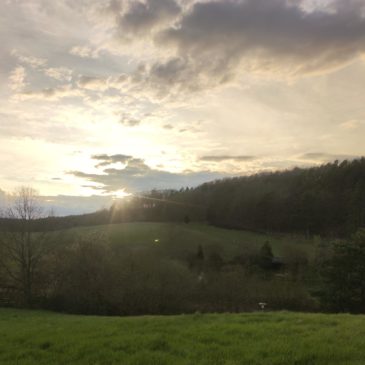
[1,308,364,365]
[70,222,319,260]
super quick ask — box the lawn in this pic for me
[0,308,364,365]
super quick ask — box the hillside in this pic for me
[1,308,365,365]
[101,158,365,237]
[0,222,325,314]
[70,222,318,260]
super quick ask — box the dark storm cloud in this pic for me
[200,155,257,162]
[71,154,225,192]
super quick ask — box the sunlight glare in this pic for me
[112,190,131,199]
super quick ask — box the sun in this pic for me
[112,189,131,199]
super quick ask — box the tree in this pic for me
[0,187,51,307]
[257,241,274,270]
[319,230,365,313]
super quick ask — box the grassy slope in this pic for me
[1,308,365,365]
[71,222,318,260]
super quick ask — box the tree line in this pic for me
[106,158,365,237]
[200,158,365,236]
[2,159,364,237]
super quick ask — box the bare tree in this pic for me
[0,187,51,307]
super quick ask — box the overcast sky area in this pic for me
[1,0,365,214]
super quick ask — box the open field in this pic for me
[1,308,365,365]
[70,222,319,260]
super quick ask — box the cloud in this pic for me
[155,0,365,83]
[200,155,257,162]
[114,0,181,39]
[89,0,365,99]
[76,74,128,92]
[11,50,47,69]
[92,154,133,167]
[44,67,73,81]
[19,85,83,101]
[8,66,27,91]
[119,115,141,127]
[340,119,365,130]
[299,152,360,162]
[7,0,365,101]
[77,75,109,90]
[139,57,205,95]
[70,153,225,192]
[69,45,99,59]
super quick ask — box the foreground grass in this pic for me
[72,222,318,260]
[1,309,364,365]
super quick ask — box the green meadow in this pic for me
[71,222,318,259]
[1,308,364,365]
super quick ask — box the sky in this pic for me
[1,0,365,214]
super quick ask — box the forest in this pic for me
[145,158,365,236]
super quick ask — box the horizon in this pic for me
[0,157,362,216]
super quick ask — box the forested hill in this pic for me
[191,158,365,236]
[1,158,364,236]
[115,158,365,236]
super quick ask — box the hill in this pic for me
[71,222,318,260]
[0,222,324,314]
[1,308,365,365]
[185,158,365,236]
[84,158,365,237]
